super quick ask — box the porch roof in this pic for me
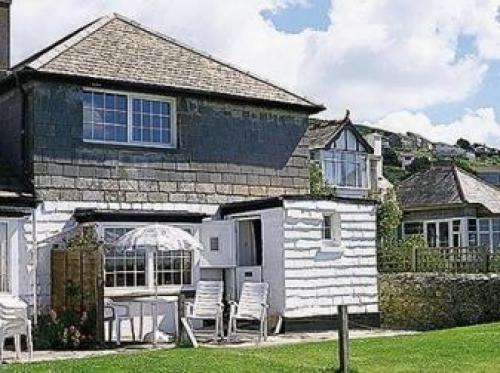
[217,194,377,218]
[73,209,209,224]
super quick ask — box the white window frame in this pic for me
[402,218,468,248]
[83,88,177,149]
[98,222,196,294]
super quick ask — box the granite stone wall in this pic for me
[379,273,500,330]
[29,81,311,204]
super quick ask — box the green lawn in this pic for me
[6,323,500,372]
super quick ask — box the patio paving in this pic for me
[1,329,418,364]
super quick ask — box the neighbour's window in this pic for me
[324,129,368,189]
[403,222,424,236]
[103,225,193,288]
[0,223,9,293]
[452,220,461,247]
[493,219,500,251]
[322,213,341,246]
[438,222,449,247]
[83,90,175,148]
[479,219,491,248]
[323,151,368,189]
[468,219,477,246]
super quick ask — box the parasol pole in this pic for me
[153,239,159,346]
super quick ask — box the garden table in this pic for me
[110,294,180,345]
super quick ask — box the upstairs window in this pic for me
[83,90,176,148]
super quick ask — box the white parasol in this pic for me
[111,224,203,345]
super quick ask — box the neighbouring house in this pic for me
[406,132,434,151]
[0,8,379,333]
[398,153,419,170]
[309,114,391,200]
[397,163,500,250]
[476,167,500,187]
[434,142,475,160]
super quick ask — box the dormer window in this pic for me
[83,89,176,148]
[322,129,369,189]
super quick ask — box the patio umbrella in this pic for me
[111,224,204,345]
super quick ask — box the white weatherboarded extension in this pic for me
[281,199,378,318]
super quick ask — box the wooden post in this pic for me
[177,293,185,344]
[338,305,349,373]
[411,247,417,272]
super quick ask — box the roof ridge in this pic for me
[12,15,114,71]
[451,165,467,203]
[110,13,323,108]
[455,165,500,192]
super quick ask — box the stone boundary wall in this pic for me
[379,273,500,330]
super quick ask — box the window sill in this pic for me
[83,139,177,150]
[105,286,195,298]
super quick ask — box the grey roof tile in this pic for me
[15,14,323,111]
[397,164,500,214]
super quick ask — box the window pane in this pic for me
[83,92,128,143]
[404,222,423,236]
[103,227,145,288]
[479,219,490,232]
[439,222,449,247]
[346,130,357,151]
[322,215,332,240]
[155,251,192,286]
[427,223,437,247]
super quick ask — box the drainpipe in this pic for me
[15,71,37,324]
[32,209,38,326]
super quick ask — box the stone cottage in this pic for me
[0,7,379,331]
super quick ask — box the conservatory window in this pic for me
[403,222,424,236]
[478,219,491,248]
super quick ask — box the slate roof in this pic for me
[12,14,323,112]
[397,164,500,214]
[308,115,373,153]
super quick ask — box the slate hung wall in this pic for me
[29,81,311,204]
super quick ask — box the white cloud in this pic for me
[369,108,500,148]
[8,0,500,147]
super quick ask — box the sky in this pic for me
[8,0,500,148]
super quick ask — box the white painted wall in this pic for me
[25,201,219,309]
[282,200,378,318]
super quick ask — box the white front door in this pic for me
[235,218,263,297]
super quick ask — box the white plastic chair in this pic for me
[104,299,135,345]
[184,281,224,342]
[227,282,269,343]
[0,297,32,362]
